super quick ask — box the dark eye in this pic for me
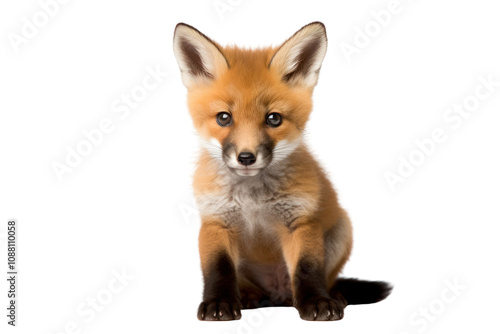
[216,112,232,127]
[266,113,282,127]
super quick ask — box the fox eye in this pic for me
[216,112,232,126]
[266,113,282,127]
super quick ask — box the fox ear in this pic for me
[269,22,327,89]
[173,23,229,89]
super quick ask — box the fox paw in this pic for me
[197,299,242,321]
[296,296,345,321]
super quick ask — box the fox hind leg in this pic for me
[324,211,392,307]
[323,211,353,319]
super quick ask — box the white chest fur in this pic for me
[196,168,314,233]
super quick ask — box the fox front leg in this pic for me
[197,217,241,321]
[279,220,346,321]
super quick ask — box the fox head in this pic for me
[173,22,327,177]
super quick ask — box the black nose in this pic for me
[237,152,256,166]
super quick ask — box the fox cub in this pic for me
[173,22,391,321]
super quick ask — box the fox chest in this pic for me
[220,195,301,232]
[198,189,307,232]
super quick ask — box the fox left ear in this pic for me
[269,22,327,89]
[173,23,229,89]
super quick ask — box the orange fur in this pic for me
[173,22,363,320]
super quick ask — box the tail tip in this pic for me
[335,278,394,305]
[374,281,393,303]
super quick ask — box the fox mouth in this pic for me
[229,167,262,177]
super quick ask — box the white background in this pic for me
[1,0,500,333]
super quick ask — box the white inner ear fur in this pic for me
[270,23,327,88]
[173,24,228,89]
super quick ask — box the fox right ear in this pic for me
[269,22,327,89]
[173,23,229,89]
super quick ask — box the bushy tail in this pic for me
[334,278,393,305]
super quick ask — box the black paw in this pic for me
[197,299,242,321]
[296,296,345,321]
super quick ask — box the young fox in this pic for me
[173,22,391,321]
